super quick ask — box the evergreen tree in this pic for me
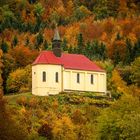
[100,42,107,60]
[68,46,73,53]
[34,3,45,33]
[133,38,140,59]
[12,35,18,47]
[85,41,92,59]
[61,38,68,51]
[35,32,43,50]
[44,40,48,50]
[116,32,122,40]
[124,39,133,65]
[28,0,37,4]
[92,40,99,59]
[1,5,15,28]
[113,45,121,65]
[77,33,84,54]
[93,0,119,20]
[0,40,8,53]
[25,37,30,46]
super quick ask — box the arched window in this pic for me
[77,73,80,83]
[91,74,93,84]
[55,72,59,83]
[42,71,46,82]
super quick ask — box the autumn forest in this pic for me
[0,0,140,140]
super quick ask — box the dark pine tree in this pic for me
[0,40,9,53]
[12,35,18,47]
[44,40,49,50]
[100,42,107,60]
[113,45,121,65]
[133,38,140,59]
[25,37,30,46]
[77,33,84,54]
[35,32,44,50]
[68,46,74,53]
[116,32,122,40]
[92,40,99,59]
[124,39,133,65]
[61,38,68,51]
[85,41,92,59]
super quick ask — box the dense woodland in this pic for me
[0,0,140,139]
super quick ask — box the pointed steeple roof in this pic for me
[53,27,61,41]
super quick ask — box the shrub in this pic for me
[6,65,31,93]
[28,97,39,108]
[38,123,53,139]
[16,96,28,106]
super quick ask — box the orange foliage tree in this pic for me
[9,46,38,68]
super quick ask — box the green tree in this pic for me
[85,41,92,59]
[0,5,15,28]
[97,95,140,140]
[2,53,16,93]
[116,32,122,40]
[113,45,121,65]
[0,40,9,53]
[73,5,91,21]
[93,0,119,20]
[25,36,30,46]
[124,39,133,65]
[68,46,74,53]
[133,38,140,59]
[12,35,18,47]
[130,57,140,86]
[0,0,16,6]
[34,3,45,18]
[35,32,44,50]
[99,42,107,60]
[43,40,48,50]
[77,33,84,54]
[50,11,60,26]
[91,40,100,60]
[34,3,45,32]
[61,38,68,51]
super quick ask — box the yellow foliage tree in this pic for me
[6,65,31,93]
[111,69,128,94]
[52,115,76,140]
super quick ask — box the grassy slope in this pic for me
[4,92,113,107]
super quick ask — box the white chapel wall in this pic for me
[32,64,62,96]
[63,69,106,93]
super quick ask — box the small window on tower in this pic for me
[42,71,46,82]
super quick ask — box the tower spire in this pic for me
[52,27,62,57]
[53,27,61,41]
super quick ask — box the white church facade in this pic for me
[32,29,106,96]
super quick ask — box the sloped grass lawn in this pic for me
[4,92,113,108]
[4,92,34,105]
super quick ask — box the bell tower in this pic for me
[52,27,62,57]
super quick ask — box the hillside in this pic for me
[1,92,140,140]
[0,0,140,139]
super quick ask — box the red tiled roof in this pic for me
[33,51,105,72]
